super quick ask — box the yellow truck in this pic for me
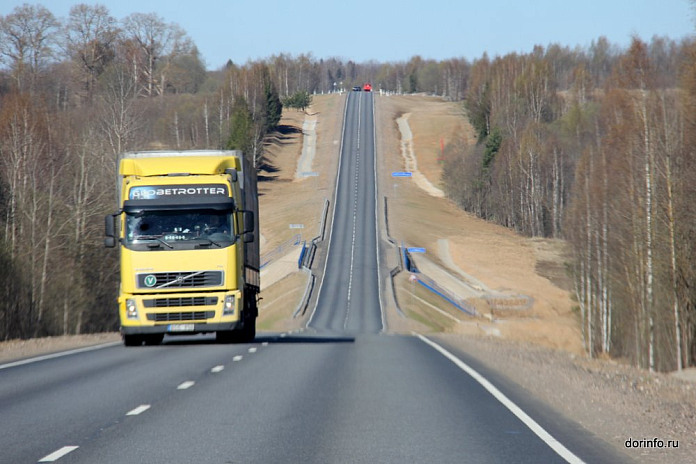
[104,150,259,346]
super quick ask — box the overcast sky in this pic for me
[2,0,694,69]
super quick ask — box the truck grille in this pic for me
[146,311,215,322]
[143,297,218,308]
[137,271,223,289]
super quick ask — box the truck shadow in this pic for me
[160,333,355,346]
[255,334,355,344]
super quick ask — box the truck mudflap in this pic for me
[121,321,243,336]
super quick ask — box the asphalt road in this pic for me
[308,91,382,334]
[0,91,627,464]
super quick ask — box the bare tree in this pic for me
[0,4,59,91]
[98,63,142,155]
[121,12,191,97]
[62,3,120,101]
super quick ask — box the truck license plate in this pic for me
[168,324,194,332]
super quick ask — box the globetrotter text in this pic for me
[129,185,227,200]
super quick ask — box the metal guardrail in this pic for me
[260,234,302,269]
[383,197,405,318]
[401,242,476,316]
[294,198,330,318]
[411,273,477,316]
[297,241,307,268]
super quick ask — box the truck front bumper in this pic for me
[121,320,243,336]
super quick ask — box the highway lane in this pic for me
[308,91,382,334]
[60,334,572,464]
[0,336,263,463]
[0,91,627,463]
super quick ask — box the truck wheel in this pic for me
[123,335,143,347]
[240,318,256,343]
[216,330,235,344]
[143,334,164,345]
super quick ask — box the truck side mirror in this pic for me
[105,214,117,248]
[225,168,238,183]
[243,211,254,234]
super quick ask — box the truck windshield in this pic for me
[126,210,234,247]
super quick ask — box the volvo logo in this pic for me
[144,275,157,287]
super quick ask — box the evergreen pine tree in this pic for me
[263,80,282,133]
[226,97,254,155]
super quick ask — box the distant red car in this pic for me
[363,83,372,91]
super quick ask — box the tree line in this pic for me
[443,36,696,372]
[1,3,693,374]
[0,3,335,340]
[0,3,284,339]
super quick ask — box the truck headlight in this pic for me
[126,299,139,320]
[223,295,236,315]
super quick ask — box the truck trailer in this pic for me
[105,150,260,346]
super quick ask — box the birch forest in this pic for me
[1,3,693,373]
[443,37,696,372]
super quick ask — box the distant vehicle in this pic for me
[363,83,372,91]
[352,86,361,91]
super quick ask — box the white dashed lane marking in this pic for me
[233,355,243,362]
[126,405,151,416]
[211,365,225,373]
[177,381,195,390]
[344,93,362,330]
[38,446,79,462]
[248,347,257,353]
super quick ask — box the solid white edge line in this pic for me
[416,334,585,464]
[126,404,151,416]
[211,365,225,373]
[307,92,350,328]
[38,446,79,462]
[371,92,386,332]
[0,341,121,370]
[177,381,195,390]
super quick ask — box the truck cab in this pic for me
[105,151,259,346]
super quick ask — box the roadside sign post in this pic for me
[391,172,412,198]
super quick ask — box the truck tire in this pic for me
[143,334,164,345]
[216,330,235,344]
[123,335,143,347]
[240,317,256,343]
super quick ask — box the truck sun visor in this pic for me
[129,183,229,200]
[124,183,234,212]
